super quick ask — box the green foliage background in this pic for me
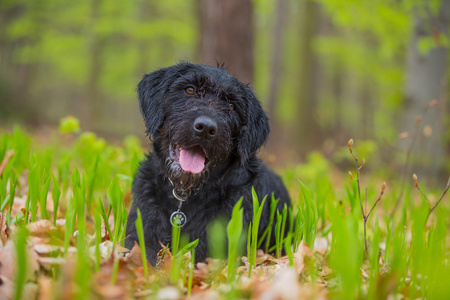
[0,0,448,175]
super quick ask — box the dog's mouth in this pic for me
[169,144,209,174]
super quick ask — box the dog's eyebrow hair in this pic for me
[176,71,190,80]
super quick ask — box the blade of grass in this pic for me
[97,196,113,239]
[227,198,243,283]
[39,175,51,220]
[284,233,294,267]
[248,189,266,277]
[14,226,29,300]
[64,196,77,255]
[6,174,17,224]
[52,171,61,226]
[258,194,279,252]
[187,249,195,297]
[94,208,102,272]
[135,208,149,280]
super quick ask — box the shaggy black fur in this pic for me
[125,63,291,265]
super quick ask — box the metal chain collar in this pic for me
[168,178,188,228]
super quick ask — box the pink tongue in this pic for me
[179,147,205,174]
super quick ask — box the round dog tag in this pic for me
[170,211,187,228]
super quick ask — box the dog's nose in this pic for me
[193,116,218,138]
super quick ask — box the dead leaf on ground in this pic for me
[126,241,143,268]
[27,219,54,236]
[318,266,332,277]
[38,257,66,271]
[294,241,313,276]
[313,237,328,255]
[156,243,172,270]
[89,240,113,260]
[34,244,61,256]
[114,243,130,259]
[11,196,27,218]
[188,289,219,300]
[264,268,303,299]
[156,286,180,300]
[93,257,132,298]
[0,213,9,246]
[38,276,56,300]
[0,239,39,281]
[94,284,127,299]
[126,241,155,274]
[0,275,14,299]
[0,150,14,177]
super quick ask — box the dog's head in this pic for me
[138,63,269,192]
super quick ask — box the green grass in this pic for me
[0,124,449,298]
[135,208,149,280]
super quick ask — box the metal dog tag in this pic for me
[170,211,187,228]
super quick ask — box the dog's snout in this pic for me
[194,116,218,138]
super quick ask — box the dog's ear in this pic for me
[137,69,169,136]
[237,86,270,163]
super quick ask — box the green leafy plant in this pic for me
[247,188,267,277]
[227,198,244,282]
[135,208,149,280]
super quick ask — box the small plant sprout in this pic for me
[14,227,29,300]
[412,173,450,224]
[6,174,17,224]
[51,171,61,226]
[39,175,51,220]
[247,188,267,278]
[298,180,317,247]
[187,249,195,296]
[135,208,149,281]
[258,194,279,253]
[348,138,386,255]
[227,198,244,283]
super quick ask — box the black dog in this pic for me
[125,63,290,265]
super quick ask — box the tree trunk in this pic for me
[83,0,104,130]
[267,0,287,125]
[198,0,254,84]
[293,0,324,155]
[402,0,449,181]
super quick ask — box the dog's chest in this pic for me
[157,186,228,231]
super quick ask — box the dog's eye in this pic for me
[228,103,235,111]
[185,87,195,95]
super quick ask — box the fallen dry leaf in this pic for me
[38,276,56,300]
[126,241,143,268]
[313,237,328,255]
[34,244,61,256]
[38,257,66,271]
[92,257,133,298]
[0,275,14,299]
[89,240,113,260]
[156,286,180,300]
[0,149,14,177]
[318,266,332,277]
[0,213,9,246]
[263,268,302,299]
[114,243,130,259]
[0,239,39,281]
[294,241,313,276]
[156,243,172,270]
[11,196,27,219]
[26,219,54,236]
[93,284,127,299]
[125,241,155,275]
[188,289,219,300]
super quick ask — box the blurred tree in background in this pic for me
[0,0,449,181]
